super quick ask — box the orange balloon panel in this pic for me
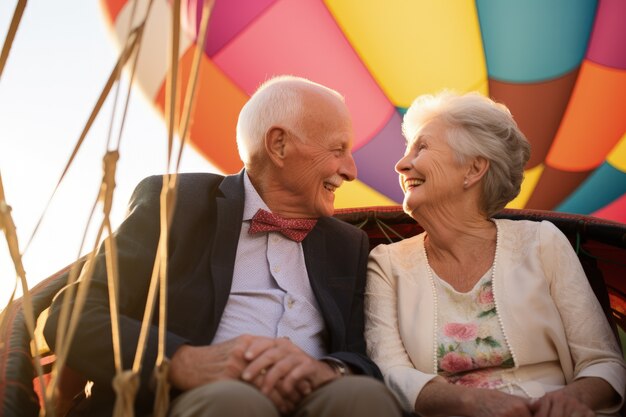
[546,60,626,171]
[155,47,248,173]
[100,0,126,22]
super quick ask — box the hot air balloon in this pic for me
[2,4,626,416]
[100,0,626,222]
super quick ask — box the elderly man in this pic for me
[44,76,401,417]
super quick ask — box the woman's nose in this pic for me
[395,154,411,174]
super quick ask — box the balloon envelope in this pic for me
[100,0,626,223]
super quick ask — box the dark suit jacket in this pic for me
[44,171,380,416]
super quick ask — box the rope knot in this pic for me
[112,370,139,417]
[152,359,171,417]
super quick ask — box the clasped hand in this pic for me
[168,335,338,414]
[469,388,595,417]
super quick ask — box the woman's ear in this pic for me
[464,156,489,189]
[265,127,287,167]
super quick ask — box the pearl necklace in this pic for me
[422,220,518,374]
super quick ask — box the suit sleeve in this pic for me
[43,175,190,407]
[327,229,384,379]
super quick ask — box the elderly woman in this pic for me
[365,92,626,417]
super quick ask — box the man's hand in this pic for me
[241,337,338,400]
[168,335,256,391]
[168,335,304,414]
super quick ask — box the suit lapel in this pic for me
[210,171,245,323]
[303,220,345,348]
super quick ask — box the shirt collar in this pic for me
[243,171,270,221]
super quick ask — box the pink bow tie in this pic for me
[249,209,317,242]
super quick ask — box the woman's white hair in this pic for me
[402,91,531,217]
[236,75,344,166]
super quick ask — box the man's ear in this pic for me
[465,156,489,188]
[265,127,287,167]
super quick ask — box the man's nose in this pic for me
[341,154,357,181]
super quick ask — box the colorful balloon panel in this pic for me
[586,0,626,69]
[507,164,543,209]
[324,0,487,108]
[154,47,248,173]
[527,60,626,210]
[212,0,393,151]
[476,0,597,82]
[557,162,626,215]
[108,0,191,99]
[189,0,277,57]
[100,0,626,219]
[557,133,626,215]
[525,0,626,215]
[546,61,626,171]
[593,194,626,224]
[488,70,578,169]
[353,112,406,203]
[101,0,126,21]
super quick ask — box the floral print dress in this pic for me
[435,268,515,389]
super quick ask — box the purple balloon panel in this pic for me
[353,111,406,203]
[182,0,278,57]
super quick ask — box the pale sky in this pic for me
[0,1,217,308]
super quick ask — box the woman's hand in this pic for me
[466,389,533,417]
[415,378,533,417]
[529,377,620,417]
[529,390,594,417]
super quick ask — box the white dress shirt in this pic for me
[211,173,327,358]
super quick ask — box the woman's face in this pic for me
[395,118,468,216]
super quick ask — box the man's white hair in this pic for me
[236,75,344,166]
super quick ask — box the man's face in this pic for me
[280,96,357,218]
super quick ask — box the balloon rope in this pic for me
[46,221,105,410]
[112,370,139,417]
[0,171,53,417]
[375,218,407,242]
[0,0,26,80]
[165,0,181,170]
[152,4,217,413]
[101,153,135,417]
[101,152,122,373]
[153,173,176,417]
[22,27,142,256]
[176,0,216,171]
[131,174,176,414]
[43,3,155,414]
[149,1,183,413]
[105,0,141,151]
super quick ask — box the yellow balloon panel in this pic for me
[334,180,397,208]
[473,79,489,97]
[607,132,626,172]
[324,0,487,107]
[507,164,544,209]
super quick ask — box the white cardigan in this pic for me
[365,219,626,414]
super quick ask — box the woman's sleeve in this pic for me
[539,220,626,413]
[365,243,437,412]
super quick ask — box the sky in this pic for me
[0,1,217,308]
